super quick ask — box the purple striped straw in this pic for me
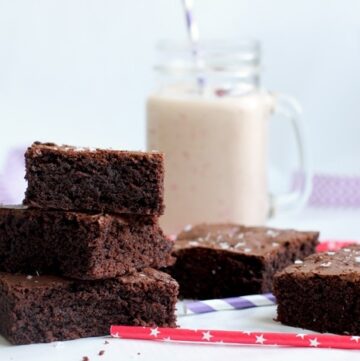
[181,0,204,90]
[182,0,199,43]
[177,293,276,316]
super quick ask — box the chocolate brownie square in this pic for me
[166,223,319,299]
[24,142,164,215]
[0,268,178,344]
[274,245,360,335]
[0,206,174,280]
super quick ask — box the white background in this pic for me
[1,0,360,174]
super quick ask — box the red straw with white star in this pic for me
[110,326,360,350]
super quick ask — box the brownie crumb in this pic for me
[104,340,109,345]
[82,357,89,361]
[98,350,105,356]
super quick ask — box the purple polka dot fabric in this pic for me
[292,172,360,208]
[308,174,360,207]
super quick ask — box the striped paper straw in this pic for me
[181,0,204,90]
[111,326,360,350]
[177,293,276,316]
[182,0,200,43]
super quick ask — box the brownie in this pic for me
[24,142,164,215]
[274,245,360,335]
[0,206,174,280]
[166,223,319,299]
[0,268,178,344]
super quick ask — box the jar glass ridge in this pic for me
[154,39,261,97]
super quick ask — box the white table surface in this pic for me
[1,207,359,361]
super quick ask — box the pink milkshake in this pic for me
[147,40,309,234]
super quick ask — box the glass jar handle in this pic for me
[268,93,312,218]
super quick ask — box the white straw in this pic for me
[182,0,200,43]
[181,0,204,90]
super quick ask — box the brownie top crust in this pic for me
[276,245,360,280]
[29,142,163,158]
[175,223,319,257]
[0,268,176,290]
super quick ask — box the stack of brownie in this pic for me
[0,142,178,345]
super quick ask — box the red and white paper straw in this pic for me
[110,326,360,350]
